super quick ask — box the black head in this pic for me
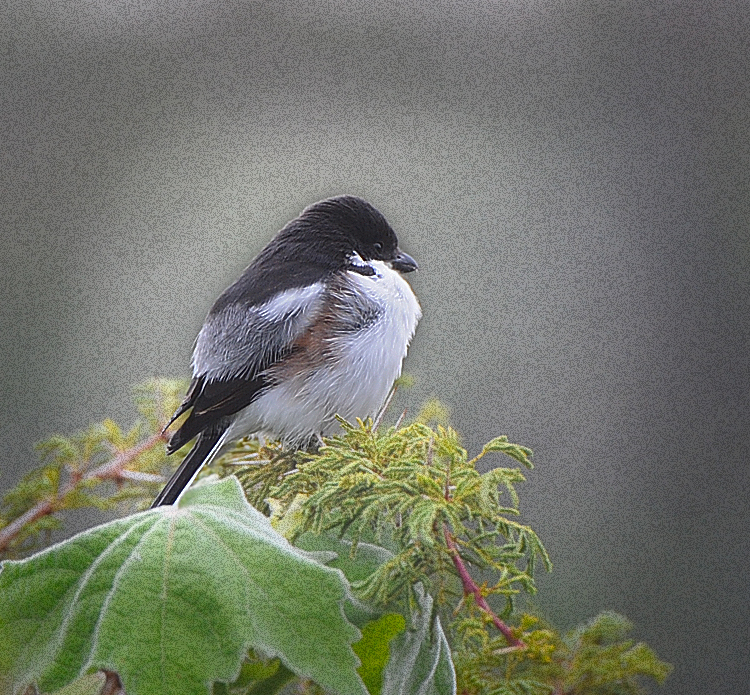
[291,196,418,272]
[211,196,417,312]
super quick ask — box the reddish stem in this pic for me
[101,670,124,695]
[0,431,168,553]
[443,525,525,649]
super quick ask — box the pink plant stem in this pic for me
[0,431,167,553]
[443,525,525,649]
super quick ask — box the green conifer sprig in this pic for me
[237,417,551,619]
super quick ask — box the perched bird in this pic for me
[151,196,421,507]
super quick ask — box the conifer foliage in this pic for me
[0,382,671,695]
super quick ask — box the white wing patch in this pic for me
[192,282,326,381]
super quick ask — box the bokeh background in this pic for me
[2,1,748,693]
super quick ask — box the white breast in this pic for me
[227,261,421,445]
[332,260,421,404]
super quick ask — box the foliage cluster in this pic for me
[452,611,672,695]
[0,380,186,559]
[0,381,671,695]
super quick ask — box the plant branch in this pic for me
[0,431,168,554]
[443,524,526,649]
[372,383,397,431]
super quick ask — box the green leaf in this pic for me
[0,477,366,695]
[353,614,407,695]
[46,672,107,695]
[293,536,455,695]
[381,588,456,695]
[241,661,296,695]
[295,533,394,585]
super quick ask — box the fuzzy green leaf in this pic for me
[295,533,394,586]
[381,588,456,695]
[46,672,108,695]
[0,477,365,695]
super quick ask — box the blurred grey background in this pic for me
[1,1,748,693]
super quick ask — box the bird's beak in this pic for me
[390,250,418,273]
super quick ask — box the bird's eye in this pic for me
[373,242,383,252]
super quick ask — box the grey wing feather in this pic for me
[191,282,326,381]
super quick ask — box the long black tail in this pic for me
[151,427,227,508]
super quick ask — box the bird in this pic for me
[151,195,421,507]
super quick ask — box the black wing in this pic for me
[151,282,328,507]
[164,373,266,453]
